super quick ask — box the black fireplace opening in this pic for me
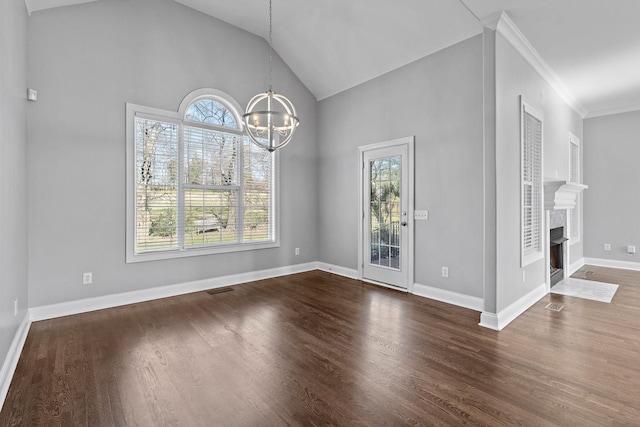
[550,227,568,287]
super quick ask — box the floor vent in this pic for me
[207,287,234,295]
[545,303,564,312]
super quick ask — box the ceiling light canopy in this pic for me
[242,0,299,152]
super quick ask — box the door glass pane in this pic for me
[370,156,401,269]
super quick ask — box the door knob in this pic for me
[401,221,407,226]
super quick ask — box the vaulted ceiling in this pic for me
[25,0,640,118]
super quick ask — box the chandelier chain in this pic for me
[268,0,273,92]
[242,0,299,152]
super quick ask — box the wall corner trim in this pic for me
[494,12,588,118]
[479,282,546,330]
[568,258,585,276]
[413,283,484,312]
[0,311,32,409]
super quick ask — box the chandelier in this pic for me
[242,0,299,152]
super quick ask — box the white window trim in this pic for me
[569,132,581,244]
[520,97,544,267]
[125,90,280,263]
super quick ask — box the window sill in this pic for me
[126,241,279,263]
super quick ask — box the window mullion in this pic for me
[177,123,185,250]
[237,138,245,243]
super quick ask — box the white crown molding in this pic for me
[480,11,503,30]
[0,312,31,409]
[479,282,546,331]
[24,0,98,15]
[585,104,640,119]
[489,12,588,118]
[583,257,640,272]
[413,283,484,312]
[24,0,32,15]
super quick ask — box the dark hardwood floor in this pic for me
[1,267,639,426]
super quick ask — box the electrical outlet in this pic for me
[604,243,611,251]
[83,272,93,285]
[522,271,526,282]
[628,245,636,254]
[14,299,18,316]
[442,266,449,278]
[295,248,300,256]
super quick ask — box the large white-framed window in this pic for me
[521,97,544,267]
[126,89,279,263]
[569,133,581,243]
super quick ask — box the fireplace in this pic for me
[549,227,568,287]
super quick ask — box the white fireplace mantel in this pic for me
[544,180,588,210]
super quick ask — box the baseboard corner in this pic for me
[0,311,31,409]
[413,283,484,312]
[316,262,359,280]
[479,282,546,331]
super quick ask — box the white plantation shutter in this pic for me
[570,141,579,183]
[569,136,580,241]
[521,99,543,266]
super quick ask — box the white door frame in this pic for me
[357,136,415,292]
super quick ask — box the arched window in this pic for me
[184,98,238,128]
[126,89,277,262]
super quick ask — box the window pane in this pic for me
[135,118,179,252]
[243,139,273,242]
[184,127,238,186]
[184,189,238,247]
[184,99,237,128]
[369,157,401,270]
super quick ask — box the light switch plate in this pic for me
[414,210,429,220]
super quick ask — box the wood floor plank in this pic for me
[2,267,640,426]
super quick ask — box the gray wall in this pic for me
[494,32,583,311]
[317,36,485,298]
[583,110,640,262]
[0,0,28,368]
[27,0,318,307]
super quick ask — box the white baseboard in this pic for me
[568,258,585,276]
[0,311,31,409]
[30,262,318,322]
[316,262,358,280]
[319,265,485,313]
[479,282,546,331]
[583,257,640,272]
[413,283,484,312]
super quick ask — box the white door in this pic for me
[360,138,413,290]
